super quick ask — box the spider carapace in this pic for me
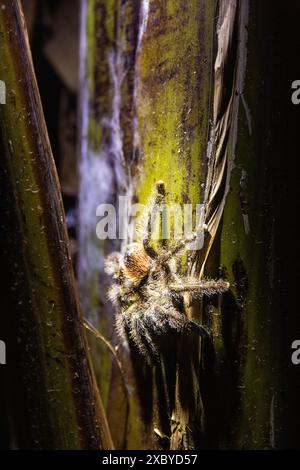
[105,181,229,364]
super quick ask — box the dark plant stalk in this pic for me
[0,0,113,449]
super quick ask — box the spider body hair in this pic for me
[105,181,229,365]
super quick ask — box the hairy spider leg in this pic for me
[184,319,211,340]
[142,307,174,335]
[169,279,230,297]
[143,180,166,258]
[161,232,198,263]
[121,312,159,365]
[108,282,134,309]
[144,304,211,343]
[143,303,186,334]
[132,315,160,364]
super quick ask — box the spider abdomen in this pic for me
[123,243,151,283]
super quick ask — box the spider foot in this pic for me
[184,320,212,342]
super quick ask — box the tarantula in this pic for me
[105,181,229,364]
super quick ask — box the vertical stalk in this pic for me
[0,0,112,449]
[132,0,215,450]
[203,0,300,449]
[79,0,144,449]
